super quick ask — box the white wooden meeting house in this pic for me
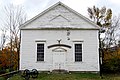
[20,2,100,72]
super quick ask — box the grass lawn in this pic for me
[8,72,120,80]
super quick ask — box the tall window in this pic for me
[37,44,44,61]
[75,44,82,62]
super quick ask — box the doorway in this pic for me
[53,52,66,70]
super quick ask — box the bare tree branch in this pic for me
[1,4,27,70]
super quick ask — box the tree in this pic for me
[104,16,120,48]
[88,6,112,27]
[87,6,120,48]
[0,28,6,50]
[88,6,120,73]
[0,45,18,71]
[1,4,27,70]
[118,40,120,47]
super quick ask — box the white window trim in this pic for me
[72,39,84,42]
[35,39,46,42]
[73,41,84,62]
[35,41,46,62]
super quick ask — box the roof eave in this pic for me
[20,28,99,30]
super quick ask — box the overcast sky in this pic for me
[0,0,120,19]
[0,0,120,34]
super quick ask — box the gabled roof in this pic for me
[20,1,100,30]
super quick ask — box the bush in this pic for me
[6,69,10,73]
[102,47,120,73]
[102,57,120,73]
[0,69,6,74]
[0,77,6,80]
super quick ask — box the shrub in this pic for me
[0,69,6,74]
[0,77,6,80]
[102,57,120,73]
[102,47,120,73]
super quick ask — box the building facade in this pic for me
[20,2,100,72]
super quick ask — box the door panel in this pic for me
[53,52,65,70]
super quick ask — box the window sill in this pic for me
[36,61,45,63]
[74,61,83,63]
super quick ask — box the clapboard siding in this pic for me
[20,2,99,72]
[20,30,99,71]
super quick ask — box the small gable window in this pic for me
[37,44,44,61]
[75,44,82,62]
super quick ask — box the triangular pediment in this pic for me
[20,2,99,30]
[50,15,70,22]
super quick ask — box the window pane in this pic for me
[37,44,44,61]
[75,44,82,62]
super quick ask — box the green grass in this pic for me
[8,72,120,80]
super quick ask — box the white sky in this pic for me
[0,0,120,35]
[0,0,120,18]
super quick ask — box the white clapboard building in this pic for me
[20,2,100,72]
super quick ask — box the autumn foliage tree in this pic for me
[0,4,27,71]
[0,44,18,71]
[88,6,120,73]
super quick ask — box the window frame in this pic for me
[37,44,44,61]
[35,41,46,62]
[73,41,83,62]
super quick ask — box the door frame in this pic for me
[52,52,66,70]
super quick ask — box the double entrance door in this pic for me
[53,52,66,70]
